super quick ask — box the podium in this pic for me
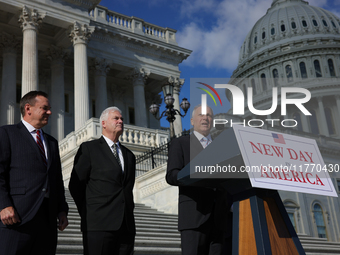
[177,127,306,255]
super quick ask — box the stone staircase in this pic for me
[56,191,181,255]
[299,235,340,255]
[57,191,340,255]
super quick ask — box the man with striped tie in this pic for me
[0,91,69,255]
[69,106,136,255]
[166,105,233,255]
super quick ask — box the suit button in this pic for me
[42,188,47,192]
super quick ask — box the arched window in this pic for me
[313,204,327,238]
[293,112,303,131]
[313,19,318,26]
[331,20,336,28]
[251,79,257,95]
[272,69,279,86]
[281,24,286,32]
[262,31,266,39]
[322,19,328,27]
[328,59,335,77]
[285,65,293,82]
[291,21,297,29]
[261,73,267,91]
[299,62,307,79]
[271,27,275,35]
[288,213,296,230]
[302,20,308,27]
[325,108,335,135]
[309,109,319,134]
[284,201,299,232]
[314,60,322,77]
[254,36,257,44]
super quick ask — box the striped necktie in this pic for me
[112,143,123,170]
[36,130,47,167]
[201,137,210,149]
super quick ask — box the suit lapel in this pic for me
[99,137,118,167]
[17,122,43,162]
[42,131,52,170]
[99,136,125,183]
[190,134,204,160]
[120,144,128,183]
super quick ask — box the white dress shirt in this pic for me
[102,135,125,171]
[193,131,212,148]
[22,120,48,159]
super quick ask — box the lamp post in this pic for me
[149,83,190,139]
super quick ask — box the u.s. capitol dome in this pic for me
[228,0,340,139]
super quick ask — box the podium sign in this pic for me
[233,125,338,197]
[177,126,334,254]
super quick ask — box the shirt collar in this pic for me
[193,131,212,142]
[102,135,120,148]
[22,120,39,134]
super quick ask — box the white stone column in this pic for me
[335,96,340,121]
[69,22,95,131]
[128,67,149,127]
[168,76,185,136]
[145,92,162,128]
[47,45,68,141]
[300,113,310,132]
[93,58,110,117]
[0,33,19,125]
[316,97,329,136]
[19,6,45,96]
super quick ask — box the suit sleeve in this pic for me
[69,143,91,214]
[166,138,184,186]
[54,140,69,214]
[0,127,13,210]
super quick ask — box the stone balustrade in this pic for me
[89,6,177,44]
[59,117,169,158]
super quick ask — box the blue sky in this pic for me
[98,0,340,131]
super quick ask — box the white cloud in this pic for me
[177,0,272,71]
[177,0,340,72]
[179,0,220,17]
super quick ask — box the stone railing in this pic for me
[89,6,177,45]
[59,118,169,158]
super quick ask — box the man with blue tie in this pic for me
[166,105,233,255]
[69,106,136,255]
[0,91,69,255]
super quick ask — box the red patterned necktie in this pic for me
[36,130,47,167]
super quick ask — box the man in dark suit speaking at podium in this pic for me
[166,105,232,255]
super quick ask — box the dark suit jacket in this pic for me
[166,134,232,234]
[69,136,136,233]
[0,122,68,229]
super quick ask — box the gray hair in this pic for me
[191,104,213,117]
[100,106,122,124]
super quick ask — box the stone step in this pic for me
[57,245,181,255]
[58,236,180,247]
[58,230,180,238]
[67,209,177,220]
[64,220,177,228]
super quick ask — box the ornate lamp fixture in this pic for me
[149,83,190,139]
